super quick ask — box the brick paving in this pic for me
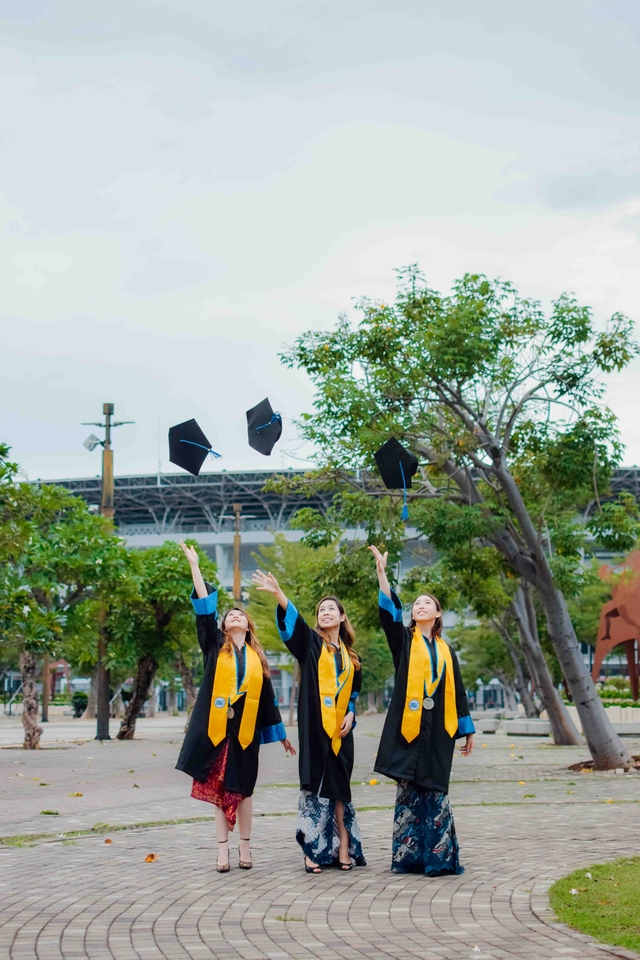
[0,715,639,959]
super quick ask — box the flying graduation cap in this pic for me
[168,419,221,476]
[246,397,282,456]
[374,437,419,521]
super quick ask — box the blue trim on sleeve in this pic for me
[457,715,475,736]
[191,588,217,616]
[379,590,402,622]
[276,601,298,642]
[260,721,286,744]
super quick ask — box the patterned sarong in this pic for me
[191,739,246,829]
[296,790,367,867]
[392,781,463,875]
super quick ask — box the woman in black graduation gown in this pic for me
[252,569,366,873]
[369,545,475,875]
[176,543,295,872]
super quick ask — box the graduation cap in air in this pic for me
[168,419,221,476]
[374,437,418,521]
[246,397,282,456]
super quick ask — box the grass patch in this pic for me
[549,855,640,954]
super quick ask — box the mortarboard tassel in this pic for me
[399,462,409,521]
[255,412,282,433]
[180,439,221,460]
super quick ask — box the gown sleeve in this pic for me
[275,601,321,664]
[347,655,361,724]
[451,647,476,739]
[378,588,406,667]
[258,675,287,744]
[190,582,222,658]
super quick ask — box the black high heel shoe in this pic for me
[216,839,230,873]
[238,837,252,870]
[304,857,322,874]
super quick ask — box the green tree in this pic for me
[0,445,129,747]
[113,541,220,739]
[283,267,637,768]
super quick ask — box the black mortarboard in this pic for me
[246,397,282,456]
[374,437,418,520]
[168,419,221,476]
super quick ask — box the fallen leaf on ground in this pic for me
[39,783,49,787]
[369,779,378,785]
[40,810,59,815]
[133,783,140,788]
[128,769,134,773]
[145,853,158,862]
[69,792,83,797]
[104,839,113,844]
[518,781,526,785]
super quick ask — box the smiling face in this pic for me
[412,594,440,623]
[316,598,345,632]
[222,608,249,632]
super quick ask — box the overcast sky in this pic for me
[1,0,639,480]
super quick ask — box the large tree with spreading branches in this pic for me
[282,267,637,769]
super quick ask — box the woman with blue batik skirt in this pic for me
[176,543,296,873]
[369,546,475,876]
[252,568,366,874]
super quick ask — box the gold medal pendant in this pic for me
[423,697,434,710]
[227,707,235,719]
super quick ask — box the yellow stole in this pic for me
[318,639,355,756]
[400,628,458,742]
[208,643,263,750]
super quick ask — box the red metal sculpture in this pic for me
[592,550,640,701]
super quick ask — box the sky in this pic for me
[0,0,639,480]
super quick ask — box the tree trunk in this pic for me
[175,653,197,713]
[111,688,125,718]
[288,662,299,726]
[81,665,98,720]
[146,681,157,717]
[167,685,178,715]
[536,578,632,768]
[511,586,584,745]
[20,650,43,749]
[116,655,158,740]
[494,620,540,718]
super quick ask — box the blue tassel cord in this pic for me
[179,439,221,459]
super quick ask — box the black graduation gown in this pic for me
[374,589,475,794]
[176,584,285,797]
[276,601,361,802]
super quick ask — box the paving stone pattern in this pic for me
[0,715,639,959]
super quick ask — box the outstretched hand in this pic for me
[252,569,281,595]
[179,541,199,566]
[281,738,297,756]
[369,545,388,573]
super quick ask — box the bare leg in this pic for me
[335,801,350,866]
[214,805,230,867]
[236,796,253,865]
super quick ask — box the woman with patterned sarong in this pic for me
[252,569,366,874]
[176,543,296,872]
[370,545,475,875]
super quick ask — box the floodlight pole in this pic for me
[82,403,134,741]
[233,503,242,602]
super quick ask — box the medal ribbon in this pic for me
[318,639,355,755]
[400,628,458,742]
[208,644,263,749]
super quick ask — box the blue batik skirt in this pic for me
[392,781,463,875]
[296,790,367,867]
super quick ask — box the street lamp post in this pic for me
[82,403,133,740]
[233,503,242,602]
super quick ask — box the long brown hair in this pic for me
[409,593,443,639]
[220,607,270,677]
[314,595,361,669]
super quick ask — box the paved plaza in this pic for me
[0,714,638,960]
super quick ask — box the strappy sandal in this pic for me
[238,837,252,870]
[339,861,353,871]
[216,839,230,873]
[304,857,322,874]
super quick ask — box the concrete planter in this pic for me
[504,719,551,736]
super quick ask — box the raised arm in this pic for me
[369,545,391,598]
[252,569,317,663]
[180,541,220,657]
[180,541,208,598]
[369,545,405,664]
